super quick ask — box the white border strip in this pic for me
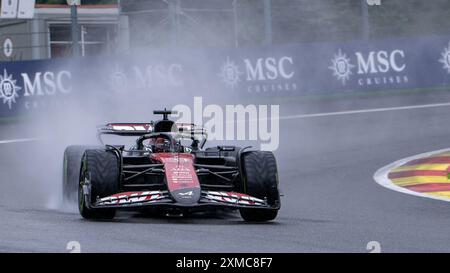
[280,102,450,120]
[373,148,450,202]
[0,138,41,144]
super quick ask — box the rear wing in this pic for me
[97,122,208,147]
[97,123,154,136]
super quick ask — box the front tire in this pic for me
[78,149,120,220]
[239,151,280,222]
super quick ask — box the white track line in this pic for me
[279,101,450,120]
[241,101,450,124]
[2,102,450,145]
[373,148,450,202]
[0,138,41,144]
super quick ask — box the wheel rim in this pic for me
[78,170,86,213]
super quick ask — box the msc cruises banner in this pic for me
[2,35,450,117]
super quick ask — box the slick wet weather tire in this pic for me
[239,151,280,222]
[79,149,120,220]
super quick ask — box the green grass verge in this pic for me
[0,115,35,124]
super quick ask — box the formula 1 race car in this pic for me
[62,110,280,222]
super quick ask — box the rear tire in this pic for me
[78,149,120,220]
[239,151,280,222]
[63,145,95,203]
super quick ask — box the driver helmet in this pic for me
[150,137,171,153]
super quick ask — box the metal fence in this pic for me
[121,0,450,50]
[2,0,450,60]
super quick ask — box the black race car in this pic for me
[63,110,281,222]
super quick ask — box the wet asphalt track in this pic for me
[2,91,450,252]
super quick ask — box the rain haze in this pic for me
[1,0,450,254]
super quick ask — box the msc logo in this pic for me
[0,69,72,110]
[330,49,408,86]
[21,71,72,96]
[355,50,406,74]
[244,56,294,81]
[109,64,128,93]
[329,49,354,85]
[109,63,184,92]
[219,56,297,93]
[219,57,242,89]
[0,69,21,109]
[439,42,450,74]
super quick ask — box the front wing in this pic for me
[82,188,276,210]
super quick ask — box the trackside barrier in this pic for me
[1,35,450,117]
